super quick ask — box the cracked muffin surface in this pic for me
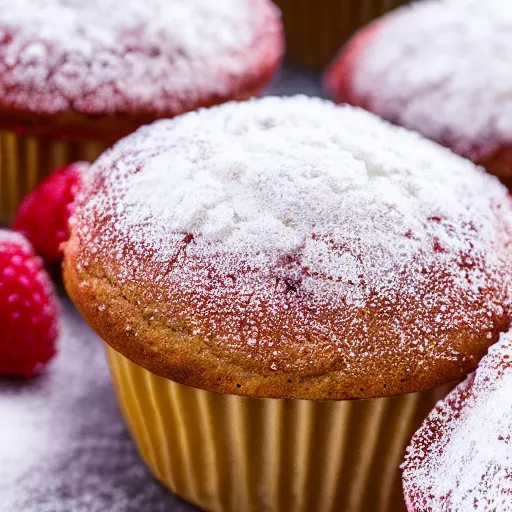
[64,96,512,399]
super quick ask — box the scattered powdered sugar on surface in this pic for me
[0,0,279,115]
[354,0,512,160]
[402,329,512,511]
[0,300,193,512]
[72,95,512,376]
[0,68,316,512]
[0,228,33,250]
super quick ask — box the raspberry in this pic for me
[0,230,59,377]
[14,162,87,264]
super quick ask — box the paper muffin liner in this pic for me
[0,130,107,225]
[274,0,410,70]
[105,344,454,512]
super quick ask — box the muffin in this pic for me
[0,0,283,223]
[324,0,512,186]
[274,0,410,70]
[402,329,512,511]
[64,96,512,512]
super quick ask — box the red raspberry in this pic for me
[13,162,87,264]
[0,230,59,377]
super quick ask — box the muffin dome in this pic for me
[325,0,512,182]
[402,329,512,511]
[0,0,283,138]
[64,96,512,400]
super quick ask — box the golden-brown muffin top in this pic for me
[64,96,512,400]
[0,0,282,138]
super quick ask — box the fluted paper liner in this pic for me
[0,130,107,224]
[275,0,410,70]
[105,345,454,512]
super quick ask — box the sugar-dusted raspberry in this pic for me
[14,162,87,264]
[0,230,59,377]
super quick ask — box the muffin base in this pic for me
[275,0,410,70]
[0,130,107,224]
[105,345,454,512]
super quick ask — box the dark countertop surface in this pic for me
[0,69,324,512]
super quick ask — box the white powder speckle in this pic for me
[0,229,35,251]
[71,95,512,380]
[0,0,281,116]
[0,301,191,512]
[402,329,512,511]
[353,0,512,161]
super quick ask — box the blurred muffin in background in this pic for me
[274,0,410,71]
[0,0,283,223]
[325,0,512,186]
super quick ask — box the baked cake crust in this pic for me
[65,97,512,400]
[0,0,283,139]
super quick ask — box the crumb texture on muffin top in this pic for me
[402,329,512,511]
[0,0,282,135]
[64,96,512,399]
[349,0,512,164]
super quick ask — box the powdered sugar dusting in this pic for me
[0,229,33,250]
[0,229,56,316]
[0,0,280,116]
[402,329,512,511]
[353,0,512,161]
[0,301,189,512]
[71,96,512,385]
